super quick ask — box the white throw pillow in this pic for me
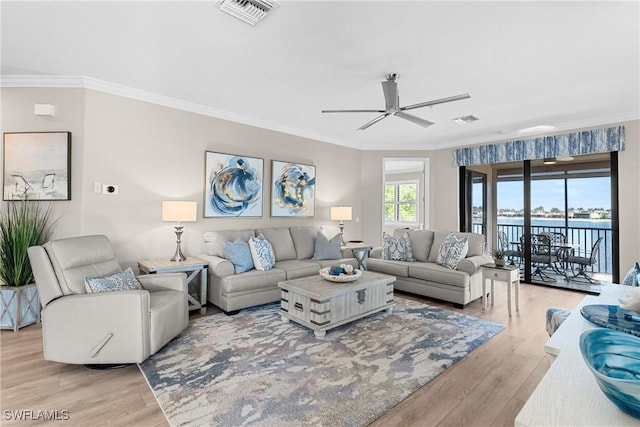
[248,234,275,271]
[435,233,469,269]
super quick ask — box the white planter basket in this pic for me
[0,283,40,331]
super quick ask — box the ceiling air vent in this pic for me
[218,0,280,25]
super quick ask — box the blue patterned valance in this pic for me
[452,126,625,167]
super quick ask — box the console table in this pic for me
[515,283,638,426]
[138,257,208,314]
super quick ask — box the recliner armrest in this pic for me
[137,272,187,293]
[457,254,493,275]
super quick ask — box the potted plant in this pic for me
[0,201,57,331]
[490,248,506,267]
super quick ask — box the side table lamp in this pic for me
[330,206,352,246]
[162,201,197,262]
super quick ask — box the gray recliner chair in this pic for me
[27,235,189,365]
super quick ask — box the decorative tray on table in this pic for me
[319,267,362,283]
[580,304,640,337]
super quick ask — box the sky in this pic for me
[477,177,611,210]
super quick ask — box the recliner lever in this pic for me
[89,333,114,358]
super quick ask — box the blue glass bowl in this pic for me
[579,328,640,418]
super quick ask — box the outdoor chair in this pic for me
[27,235,189,365]
[566,237,604,283]
[498,231,521,265]
[530,234,555,282]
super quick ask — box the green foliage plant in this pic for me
[0,201,57,287]
[490,248,506,260]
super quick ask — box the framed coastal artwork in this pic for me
[2,132,71,201]
[271,160,316,217]
[204,151,263,218]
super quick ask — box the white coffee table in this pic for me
[278,270,395,338]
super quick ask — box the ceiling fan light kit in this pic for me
[453,115,479,124]
[322,73,471,130]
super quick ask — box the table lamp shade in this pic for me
[330,206,352,222]
[162,201,197,222]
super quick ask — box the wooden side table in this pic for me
[342,242,373,270]
[482,264,520,316]
[138,257,208,314]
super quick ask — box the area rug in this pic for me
[138,298,504,427]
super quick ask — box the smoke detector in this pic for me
[218,0,280,25]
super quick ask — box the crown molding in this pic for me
[0,74,358,149]
[2,75,637,152]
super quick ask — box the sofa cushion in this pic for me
[204,229,255,257]
[406,230,434,262]
[290,226,317,259]
[435,233,469,270]
[366,258,410,277]
[382,232,414,261]
[273,260,321,280]
[249,234,276,271]
[223,238,254,273]
[314,258,359,269]
[256,227,297,261]
[219,269,286,294]
[408,262,469,288]
[428,231,484,262]
[312,232,342,260]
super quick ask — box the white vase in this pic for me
[494,258,505,267]
[0,283,40,331]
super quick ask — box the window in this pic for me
[385,181,418,223]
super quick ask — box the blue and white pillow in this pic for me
[223,238,254,273]
[382,232,414,261]
[85,267,143,293]
[435,233,469,269]
[312,232,342,260]
[249,234,275,271]
[622,262,640,286]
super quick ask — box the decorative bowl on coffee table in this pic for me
[319,267,362,282]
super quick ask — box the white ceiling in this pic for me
[2,1,639,150]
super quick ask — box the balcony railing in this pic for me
[495,223,612,274]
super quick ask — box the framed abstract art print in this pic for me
[271,160,316,217]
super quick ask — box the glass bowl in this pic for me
[579,328,640,418]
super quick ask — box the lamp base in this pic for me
[339,223,346,246]
[171,226,186,262]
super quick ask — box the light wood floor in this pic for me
[1,283,585,427]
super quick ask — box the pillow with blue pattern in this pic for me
[85,267,143,293]
[382,232,414,261]
[435,233,469,269]
[249,234,275,271]
[312,232,342,260]
[622,262,640,286]
[224,237,254,273]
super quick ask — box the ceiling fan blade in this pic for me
[322,109,385,113]
[381,80,399,111]
[401,93,471,111]
[358,113,391,130]
[394,111,435,128]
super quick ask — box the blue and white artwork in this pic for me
[271,160,316,217]
[205,152,263,218]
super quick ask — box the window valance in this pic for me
[452,126,625,167]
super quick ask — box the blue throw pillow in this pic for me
[223,238,254,273]
[622,262,640,286]
[85,267,143,293]
[435,233,469,270]
[249,234,275,271]
[382,232,414,261]
[312,232,342,260]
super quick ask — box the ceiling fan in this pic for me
[322,73,471,130]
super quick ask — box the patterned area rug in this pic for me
[139,298,504,426]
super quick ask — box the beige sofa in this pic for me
[367,229,492,307]
[198,226,358,313]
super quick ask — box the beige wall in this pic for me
[1,88,362,269]
[2,87,638,276]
